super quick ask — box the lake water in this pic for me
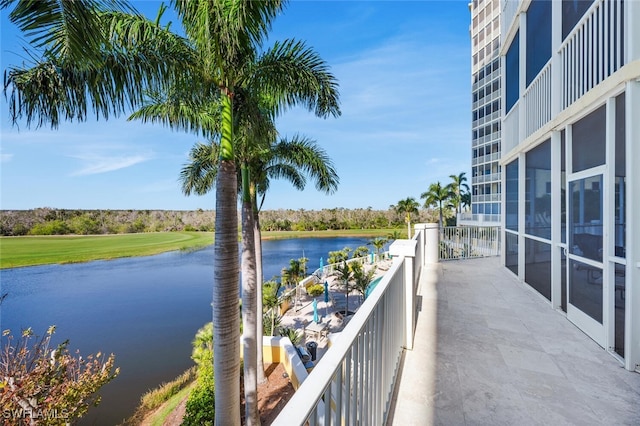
[0,237,374,425]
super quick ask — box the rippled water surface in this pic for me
[0,237,372,424]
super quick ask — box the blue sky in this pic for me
[0,0,472,211]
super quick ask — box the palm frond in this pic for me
[180,141,220,196]
[251,39,341,118]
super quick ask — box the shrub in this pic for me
[0,327,119,424]
[182,362,214,425]
[28,220,70,235]
[307,284,324,297]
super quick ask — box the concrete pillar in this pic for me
[389,239,418,350]
[625,80,640,371]
[416,223,439,265]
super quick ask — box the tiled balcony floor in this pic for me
[388,257,640,426]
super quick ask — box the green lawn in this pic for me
[0,228,402,269]
[0,232,214,269]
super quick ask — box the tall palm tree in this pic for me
[449,172,470,214]
[134,3,339,423]
[391,197,420,238]
[4,3,339,422]
[421,182,453,228]
[179,135,338,409]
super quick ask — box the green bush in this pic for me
[182,361,214,426]
[307,284,324,297]
[28,220,70,235]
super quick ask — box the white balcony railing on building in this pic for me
[523,60,552,137]
[501,0,520,46]
[458,213,502,225]
[560,0,626,110]
[503,102,520,152]
[272,225,436,425]
[440,226,501,260]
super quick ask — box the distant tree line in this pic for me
[0,207,442,236]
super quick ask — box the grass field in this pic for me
[0,232,214,269]
[0,228,402,269]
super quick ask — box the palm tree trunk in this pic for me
[214,93,241,426]
[213,161,240,426]
[241,166,259,426]
[253,192,267,385]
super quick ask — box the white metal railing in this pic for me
[272,227,431,425]
[524,60,552,137]
[560,0,626,110]
[458,213,502,224]
[503,101,520,152]
[501,0,520,46]
[439,226,501,260]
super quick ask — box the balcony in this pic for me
[273,226,640,425]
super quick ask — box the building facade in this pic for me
[500,0,640,371]
[463,0,503,226]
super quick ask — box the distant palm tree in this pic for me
[351,261,376,302]
[421,182,453,228]
[387,230,402,241]
[392,197,420,238]
[449,172,470,214]
[333,261,355,316]
[368,237,388,259]
[461,192,472,212]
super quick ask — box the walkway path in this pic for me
[389,257,640,425]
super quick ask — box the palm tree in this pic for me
[392,197,420,238]
[449,172,470,214]
[2,1,192,128]
[461,191,472,211]
[180,135,338,383]
[368,237,388,260]
[332,261,354,316]
[421,182,453,228]
[131,3,340,423]
[4,3,339,422]
[351,261,376,302]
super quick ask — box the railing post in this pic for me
[389,239,417,350]
[418,223,439,264]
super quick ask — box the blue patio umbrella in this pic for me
[313,298,319,323]
[324,281,329,303]
[319,257,324,275]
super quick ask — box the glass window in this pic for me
[614,264,625,357]
[569,175,603,262]
[526,0,552,86]
[572,105,606,172]
[506,160,519,231]
[505,31,520,113]
[506,232,519,275]
[615,93,626,257]
[525,238,552,300]
[562,0,594,40]
[525,140,551,239]
[569,258,602,323]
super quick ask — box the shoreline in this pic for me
[0,229,400,269]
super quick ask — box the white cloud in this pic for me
[1,153,13,163]
[70,151,154,176]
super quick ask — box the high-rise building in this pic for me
[500,0,640,371]
[462,0,502,226]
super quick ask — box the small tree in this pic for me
[332,261,355,315]
[0,327,119,425]
[263,280,283,336]
[351,262,376,301]
[368,237,388,259]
